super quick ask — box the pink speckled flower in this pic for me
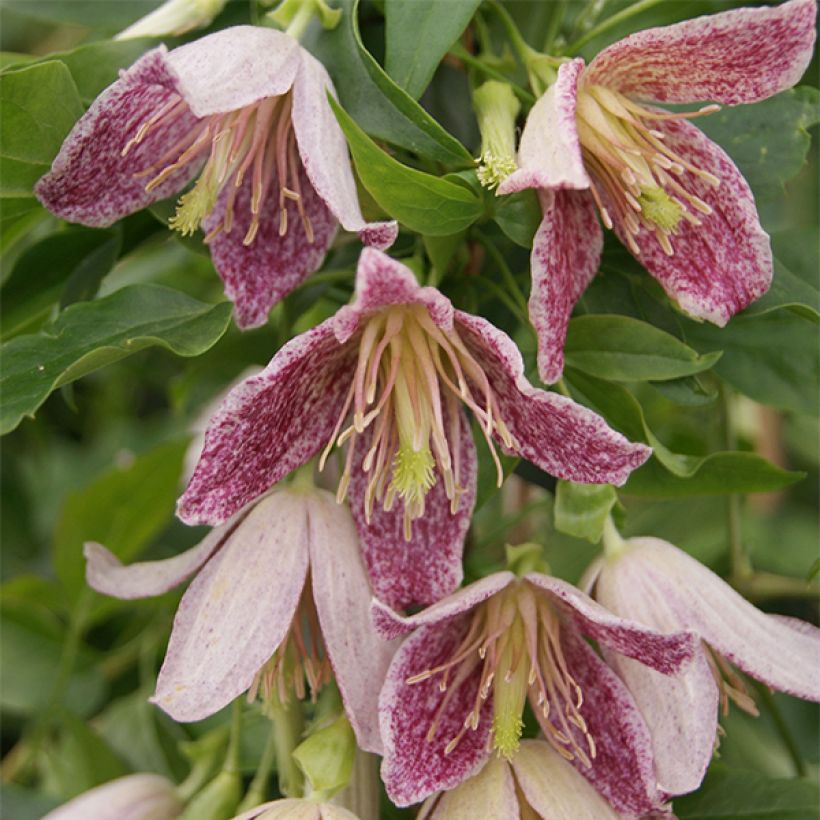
[372,571,697,815]
[498,0,817,383]
[35,26,396,329]
[177,248,650,610]
[84,487,394,753]
[586,537,820,797]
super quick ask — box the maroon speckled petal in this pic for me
[307,490,397,754]
[498,58,589,196]
[586,0,817,105]
[613,117,771,325]
[203,163,338,329]
[454,312,651,486]
[177,321,356,525]
[35,48,201,226]
[529,189,602,384]
[348,406,477,611]
[379,618,493,806]
[152,491,310,722]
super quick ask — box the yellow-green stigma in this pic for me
[168,176,218,236]
[391,444,436,507]
[638,185,684,233]
[477,152,518,190]
[491,619,528,759]
[473,80,520,191]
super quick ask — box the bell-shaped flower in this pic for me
[418,741,622,820]
[587,536,820,797]
[84,485,395,754]
[177,248,651,610]
[42,773,182,820]
[35,26,397,329]
[372,570,698,815]
[232,799,359,820]
[498,0,817,383]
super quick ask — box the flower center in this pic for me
[320,305,514,540]
[575,83,721,256]
[705,646,759,718]
[248,580,331,708]
[123,92,314,246]
[407,582,596,764]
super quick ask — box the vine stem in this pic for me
[565,0,665,54]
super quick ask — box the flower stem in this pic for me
[565,0,665,54]
[753,682,807,777]
[542,1,567,52]
[601,515,625,558]
[237,720,278,812]
[448,44,535,105]
[269,696,305,797]
[285,3,313,39]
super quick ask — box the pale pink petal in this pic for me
[307,490,397,754]
[379,618,492,806]
[525,574,698,675]
[42,774,182,820]
[454,312,651,485]
[35,48,201,226]
[348,406,477,611]
[292,52,398,248]
[84,506,249,599]
[425,757,518,820]
[529,189,602,384]
[231,800,326,820]
[203,163,338,329]
[497,59,589,196]
[586,0,817,105]
[370,572,516,640]
[166,26,301,117]
[333,248,454,343]
[512,740,621,819]
[178,322,356,525]
[612,116,771,325]
[152,492,309,721]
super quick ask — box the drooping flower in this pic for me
[232,799,359,820]
[418,741,622,820]
[372,570,698,814]
[586,536,820,796]
[84,485,395,753]
[177,248,650,610]
[498,0,817,383]
[35,26,397,329]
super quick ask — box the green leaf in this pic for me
[2,0,156,28]
[493,190,542,248]
[746,256,820,322]
[564,315,722,381]
[0,284,232,434]
[330,96,483,235]
[554,480,617,543]
[310,0,472,164]
[674,767,819,819]
[0,784,60,820]
[384,0,481,99]
[0,60,84,197]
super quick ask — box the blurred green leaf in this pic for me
[0,784,60,820]
[2,0,157,28]
[493,190,541,248]
[554,480,617,543]
[384,0,481,99]
[0,285,232,434]
[745,257,820,322]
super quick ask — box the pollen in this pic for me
[391,444,436,506]
[168,176,217,236]
[638,185,684,233]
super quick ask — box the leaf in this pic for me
[554,481,617,543]
[330,97,483,235]
[0,61,83,197]
[310,0,472,164]
[746,256,820,322]
[0,285,232,434]
[2,0,157,28]
[493,189,542,248]
[384,0,481,99]
[564,315,722,381]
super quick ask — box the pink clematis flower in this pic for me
[586,537,820,797]
[498,0,817,383]
[372,570,698,815]
[35,26,397,329]
[84,486,395,753]
[177,248,650,610]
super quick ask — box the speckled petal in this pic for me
[529,189,602,384]
[454,312,651,486]
[379,617,493,806]
[612,117,772,325]
[152,492,309,721]
[308,490,397,754]
[512,740,622,819]
[586,0,817,105]
[497,59,589,196]
[178,321,356,525]
[424,757,518,820]
[203,163,337,329]
[348,406,476,611]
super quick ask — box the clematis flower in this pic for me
[232,799,359,820]
[586,536,820,797]
[84,485,394,753]
[372,569,698,814]
[498,0,817,383]
[35,26,397,329]
[177,248,651,610]
[418,741,621,820]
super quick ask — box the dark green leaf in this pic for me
[493,190,541,248]
[0,784,60,820]
[2,1,157,28]
[746,257,820,322]
[554,480,617,543]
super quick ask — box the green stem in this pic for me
[753,683,807,777]
[542,0,567,52]
[448,44,535,105]
[270,696,305,798]
[732,571,820,602]
[565,0,665,54]
[474,275,529,326]
[224,700,243,775]
[484,1,539,66]
[478,235,528,315]
[601,514,625,558]
[237,721,278,812]
[285,3,313,39]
